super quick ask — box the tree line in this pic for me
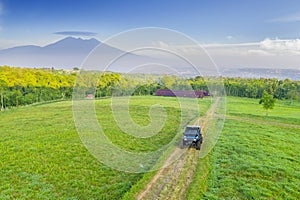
[190,76,300,101]
[0,66,75,109]
[0,66,299,110]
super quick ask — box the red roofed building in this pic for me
[155,89,209,98]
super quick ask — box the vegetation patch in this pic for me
[195,97,300,199]
[0,96,211,199]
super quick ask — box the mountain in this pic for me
[3,38,298,79]
[42,37,100,54]
[0,37,153,72]
[0,37,124,69]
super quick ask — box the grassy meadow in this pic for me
[0,96,211,199]
[188,97,300,199]
[0,96,299,199]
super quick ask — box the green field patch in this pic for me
[203,118,300,199]
[0,96,211,199]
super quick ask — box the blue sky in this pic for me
[0,0,300,47]
[0,0,300,70]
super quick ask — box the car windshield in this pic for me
[184,128,198,136]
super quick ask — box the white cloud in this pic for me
[202,42,258,48]
[247,49,275,56]
[203,38,300,70]
[148,38,300,57]
[153,41,170,49]
[269,13,300,22]
[260,38,300,54]
[103,37,300,71]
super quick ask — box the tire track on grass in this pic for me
[137,98,220,200]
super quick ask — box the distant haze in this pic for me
[0,37,299,80]
[0,37,101,69]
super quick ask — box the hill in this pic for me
[0,37,124,69]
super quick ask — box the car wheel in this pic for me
[179,141,184,149]
[196,141,201,150]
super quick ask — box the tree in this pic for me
[287,90,300,105]
[259,91,276,116]
[0,74,8,110]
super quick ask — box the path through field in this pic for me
[136,98,221,200]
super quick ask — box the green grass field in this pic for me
[0,96,211,199]
[190,97,300,199]
[1,96,299,199]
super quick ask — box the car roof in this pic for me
[186,126,201,128]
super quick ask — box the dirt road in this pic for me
[136,98,221,200]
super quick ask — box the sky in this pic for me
[0,0,300,69]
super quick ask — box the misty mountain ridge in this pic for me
[43,37,100,52]
[0,37,299,80]
[0,37,113,68]
[0,36,157,72]
[1,37,100,53]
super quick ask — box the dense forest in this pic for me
[0,66,299,110]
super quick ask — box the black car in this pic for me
[180,126,203,150]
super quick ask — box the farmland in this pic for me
[0,96,299,199]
